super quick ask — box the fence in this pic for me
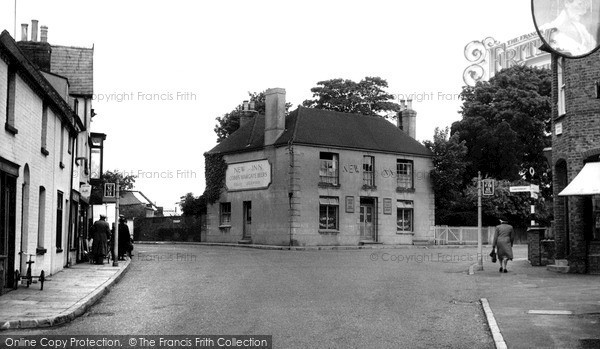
[434,226,495,245]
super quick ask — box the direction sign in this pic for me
[509,186,531,193]
[104,183,116,198]
[482,179,495,196]
[530,184,540,193]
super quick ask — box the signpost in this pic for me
[476,172,483,271]
[509,183,540,226]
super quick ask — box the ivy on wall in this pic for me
[203,153,227,204]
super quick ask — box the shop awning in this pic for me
[558,162,600,196]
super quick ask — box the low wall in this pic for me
[134,215,206,242]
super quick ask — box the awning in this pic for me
[558,162,600,196]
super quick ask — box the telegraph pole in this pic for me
[113,179,119,267]
[476,171,484,271]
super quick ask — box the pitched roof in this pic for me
[208,106,432,157]
[119,190,158,209]
[0,30,83,132]
[50,45,93,95]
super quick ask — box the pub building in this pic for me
[551,50,600,274]
[205,88,435,246]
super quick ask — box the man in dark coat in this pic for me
[118,216,132,259]
[90,214,110,264]
[493,218,515,273]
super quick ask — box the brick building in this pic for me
[205,88,435,246]
[552,51,600,274]
[0,28,87,291]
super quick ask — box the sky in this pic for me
[0,0,537,213]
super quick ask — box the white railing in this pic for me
[434,226,495,245]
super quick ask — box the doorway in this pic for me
[359,197,377,241]
[243,201,252,240]
[1,171,17,292]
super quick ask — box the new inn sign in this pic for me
[226,160,272,191]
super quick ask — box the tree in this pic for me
[214,91,292,142]
[302,76,401,117]
[423,127,469,225]
[180,192,206,216]
[451,65,552,187]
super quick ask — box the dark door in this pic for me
[1,172,17,291]
[243,201,252,239]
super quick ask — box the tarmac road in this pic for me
[9,245,496,348]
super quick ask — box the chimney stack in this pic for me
[264,88,286,146]
[398,99,417,139]
[31,20,39,41]
[21,24,28,41]
[40,26,48,42]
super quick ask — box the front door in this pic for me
[0,172,17,292]
[359,198,376,241]
[243,201,252,240]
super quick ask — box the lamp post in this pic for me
[476,171,484,271]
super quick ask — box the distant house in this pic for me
[118,190,161,220]
[205,88,435,247]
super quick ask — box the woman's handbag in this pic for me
[489,249,497,263]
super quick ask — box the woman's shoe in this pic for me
[503,269,507,273]
[499,267,503,272]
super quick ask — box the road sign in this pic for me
[482,179,495,196]
[104,183,116,198]
[531,192,539,199]
[509,186,531,193]
[530,184,540,193]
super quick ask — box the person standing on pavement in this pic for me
[118,215,132,260]
[90,214,110,265]
[493,218,515,273]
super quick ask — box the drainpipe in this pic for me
[287,138,294,249]
[66,131,76,267]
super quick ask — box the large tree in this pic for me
[423,127,469,225]
[179,192,206,216]
[452,65,552,186]
[214,91,292,143]
[302,76,401,117]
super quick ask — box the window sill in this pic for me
[5,123,18,135]
[41,147,49,156]
[56,248,63,253]
[36,247,47,255]
[396,187,415,193]
[396,231,415,235]
[219,225,231,229]
[59,162,65,169]
[318,182,340,189]
[319,229,339,235]
[362,185,377,190]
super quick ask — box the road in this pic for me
[9,244,504,348]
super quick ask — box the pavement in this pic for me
[473,247,600,349]
[0,258,129,330]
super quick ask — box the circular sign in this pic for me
[532,0,600,58]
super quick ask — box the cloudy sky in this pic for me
[0,0,536,212]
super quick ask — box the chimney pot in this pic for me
[243,100,249,111]
[31,20,39,42]
[40,26,48,42]
[21,24,28,41]
[249,100,255,111]
[407,99,413,109]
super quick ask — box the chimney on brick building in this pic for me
[40,26,48,42]
[264,88,286,146]
[17,20,52,72]
[31,20,38,42]
[397,99,417,139]
[21,24,28,41]
[240,100,254,127]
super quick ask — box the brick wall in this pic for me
[552,51,600,273]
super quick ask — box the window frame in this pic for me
[396,200,414,233]
[396,159,414,189]
[319,152,339,186]
[219,202,232,227]
[362,155,375,187]
[319,196,339,231]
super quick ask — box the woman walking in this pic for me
[493,218,515,273]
